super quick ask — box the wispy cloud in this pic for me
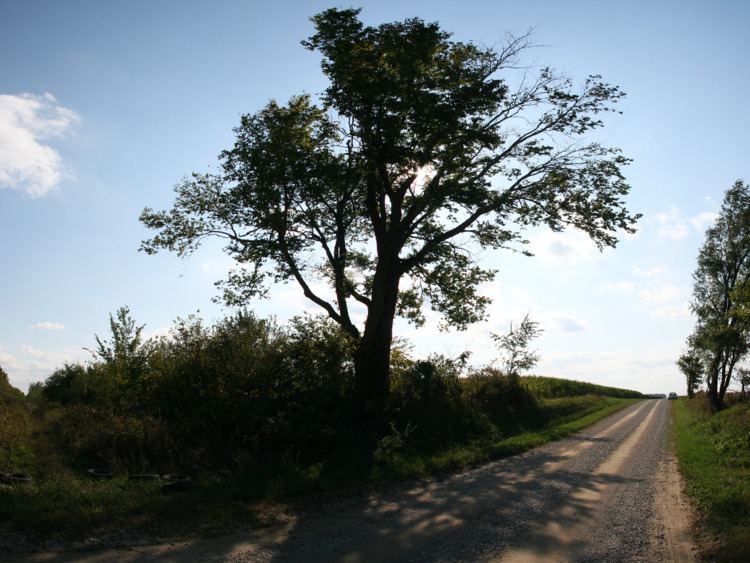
[529,230,598,265]
[0,343,88,391]
[655,206,689,240]
[544,315,587,333]
[604,266,691,320]
[0,93,79,197]
[602,281,636,294]
[30,321,66,331]
[653,205,717,241]
[0,348,21,371]
[636,277,691,320]
[689,211,717,233]
[633,265,666,279]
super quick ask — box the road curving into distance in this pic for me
[17,399,697,562]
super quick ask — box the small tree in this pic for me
[90,306,151,390]
[140,8,638,421]
[491,315,542,378]
[690,180,750,411]
[735,367,749,401]
[676,341,703,399]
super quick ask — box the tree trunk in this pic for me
[706,353,725,412]
[706,377,723,412]
[353,259,401,434]
[707,388,720,411]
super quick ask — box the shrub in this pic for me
[0,365,24,406]
[463,368,543,434]
[387,357,491,452]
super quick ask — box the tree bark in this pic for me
[706,364,723,412]
[353,258,401,432]
[707,388,722,411]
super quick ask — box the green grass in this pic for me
[373,396,638,480]
[672,396,750,562]
[0,395,639,545]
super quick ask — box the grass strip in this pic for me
[672,397,750,562]
[375,397,640,479]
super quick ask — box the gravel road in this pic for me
[15,399,697,562]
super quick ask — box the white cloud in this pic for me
[650,303,691,320]
[689,212,717,233]
[603,281,636,294]
[0,349,22,371]
[653,205,718,241]
[529,230,598,265]
[633,265,665,279]
[655,206,689,240]
[638,283,686,306]
[544,315,587,333]
[613,266,692,320]
[0,92,79,197]
[637,282,691,320]
[30,321,66,331]
[0,343,88,391]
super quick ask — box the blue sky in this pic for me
[1,0,748,393]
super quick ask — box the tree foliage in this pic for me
[689,180,750,411]
[676,341,704,399]
[491,314,542,377]
[0,364,24,406]
[140,8,638,409]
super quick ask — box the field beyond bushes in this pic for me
[1,310,643,546]
[673,395,750,562]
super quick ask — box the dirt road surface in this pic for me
[14,399,697,562]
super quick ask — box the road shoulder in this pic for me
[649,408,698,561]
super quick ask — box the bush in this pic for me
[27,311,361,471]
[387,357,491,452]
[45,405,177,472]
[463,368,543,434]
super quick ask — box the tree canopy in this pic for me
[141,8,639,411]
[689,180,750,410]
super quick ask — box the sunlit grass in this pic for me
[673,396,750,562]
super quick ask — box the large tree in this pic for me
[140,9,638,417]
[690,180,750,411]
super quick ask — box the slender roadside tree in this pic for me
[140,8,639,421]
[690,180,750,411]
[491,315,542,379]
[676,339,703,399]
[735,367,749,401]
